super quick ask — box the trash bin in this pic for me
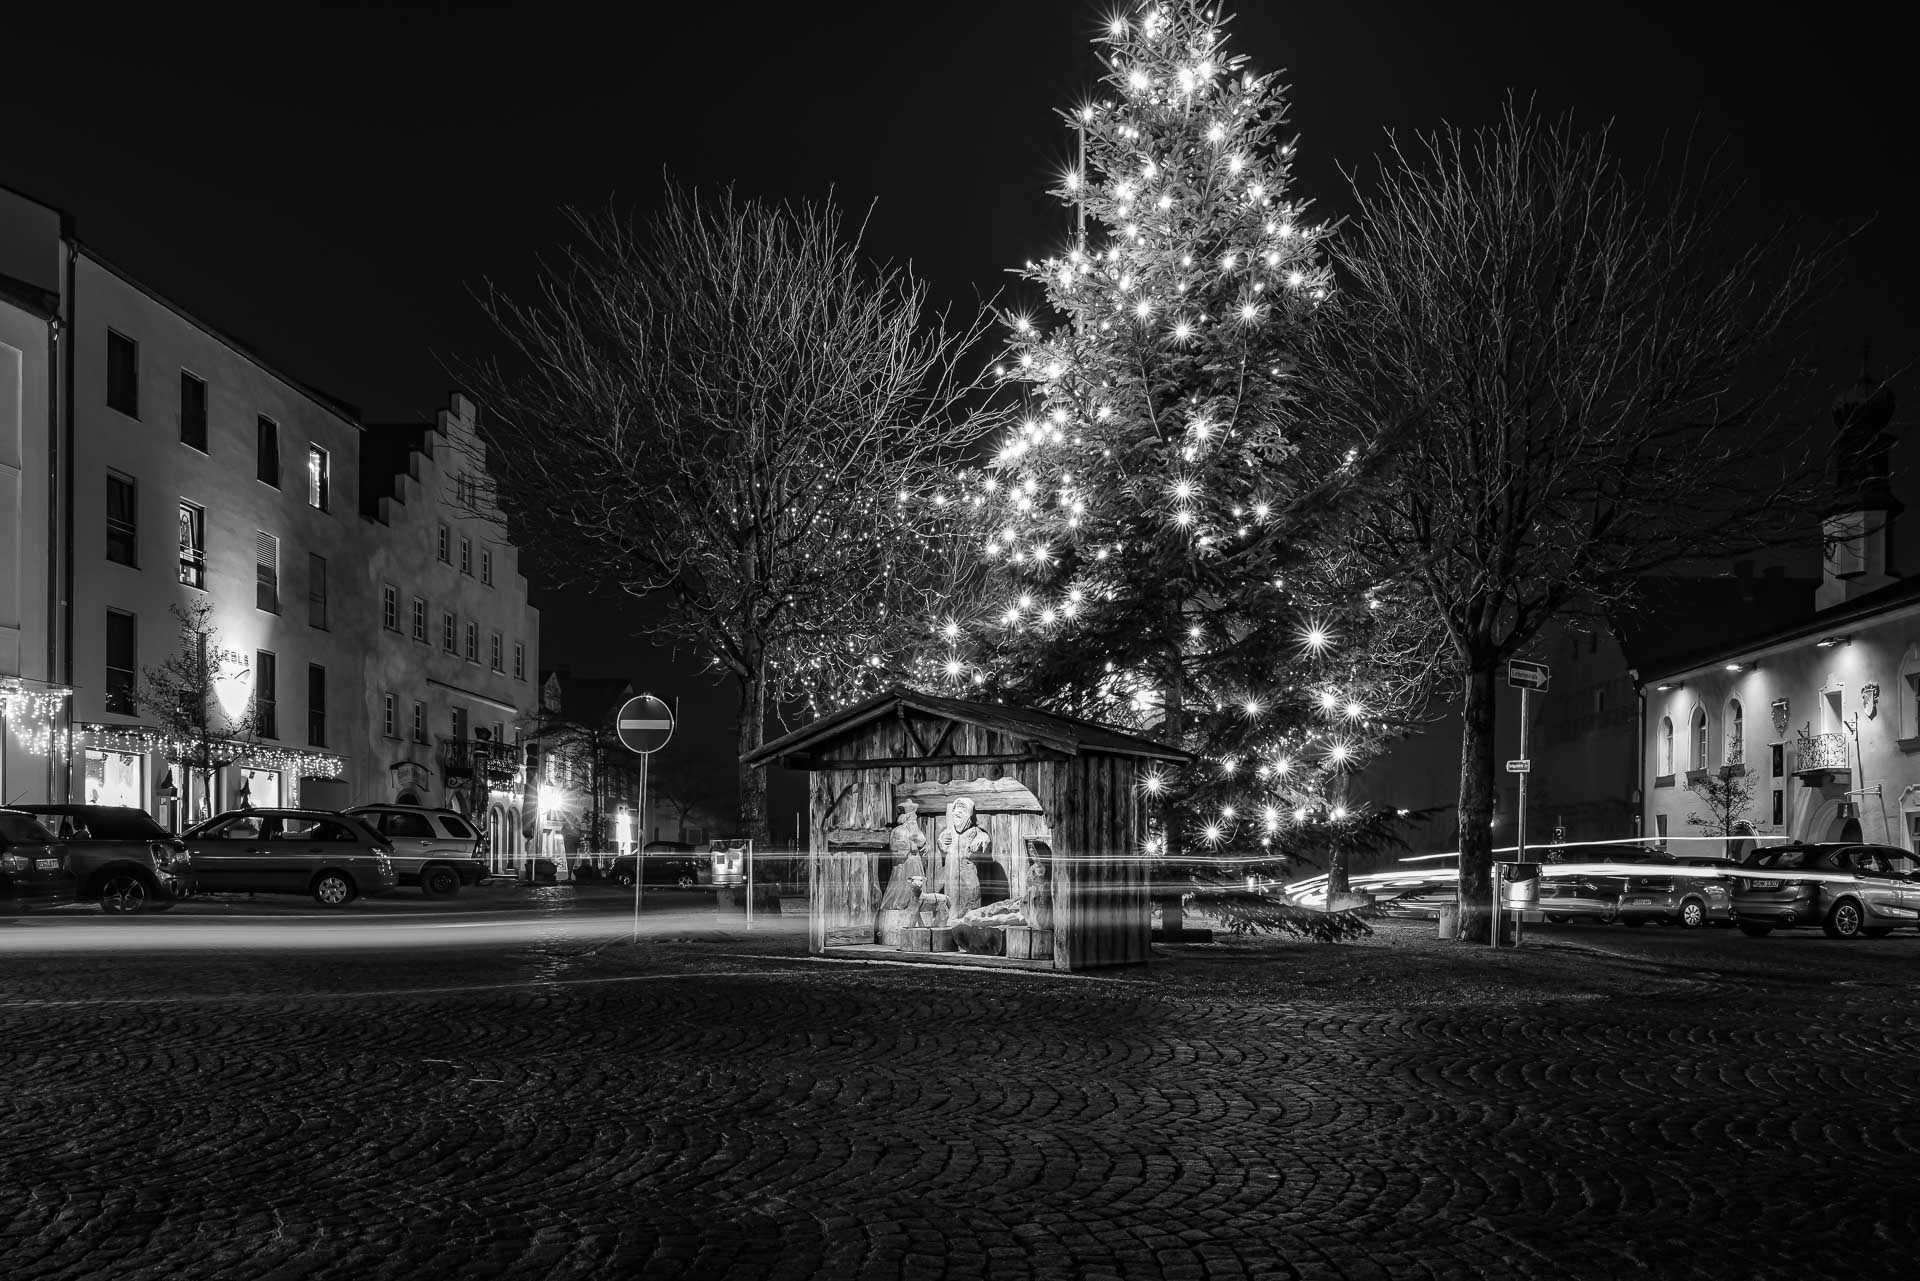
[1497,861,1541,910]
[1437,901,1459,939]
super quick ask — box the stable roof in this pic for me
[744,687,1193,769]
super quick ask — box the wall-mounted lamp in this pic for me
[1816,635,1850,648]
[1656,680,1684,692]
[1725,661,1753,673]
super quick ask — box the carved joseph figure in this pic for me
[935,796,991,920]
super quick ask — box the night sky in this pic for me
[5,2,1912,834]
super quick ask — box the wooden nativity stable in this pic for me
[745,688,1192,972]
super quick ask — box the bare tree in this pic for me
[139,602,261,823]
[1304,103,1846,942]
[1686,766,1757,838]
[462,185,1000,844]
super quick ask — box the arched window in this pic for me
[1727,699,1744,767]
[1660,717,1674,776]
[1693,707,1709,770]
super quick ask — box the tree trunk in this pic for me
[737,670,770,848]
[1325,770,1352,897]
[1456,650,1498,943]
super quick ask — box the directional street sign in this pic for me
[1507,659,1551,691]
[615,694,675,755]
[1507,759,1531,773]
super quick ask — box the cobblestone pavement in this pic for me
[2,901,1917,1280]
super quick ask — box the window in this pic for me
[256,531,279,612]
[383,693,398,738]
[513,642,525,680]
[105,610,137,715]
[384,811,435,838]
[307,664,326,747]
[307,444,330,510]
[106,472,137,566]
[256,650,277,738]
[491,721,504,745]
[481,549,493,586]
[177,502,206,588]
[1772,789,1785,827]
[451,706,469,741]
[180,371,207,451]
[1692,708,1708,770]
[382,584,399,632]
[440,813,476,840]
[308,554,328,629]
[1771,743,1785,777]
[411,700,427,744]
[464,621,478,663]
[437,525,451,563]
[411,597,427,643]
[1727,699,1744,766]
[459,537,472,576]
[257,416,279,486]
[455,472,478,508]
[1654,813,1668,851]
[490,632,503,672]
[107,330,139,417]
[442,612,457,653]
[1900,646,1920,741]
[1659,717,1674,776]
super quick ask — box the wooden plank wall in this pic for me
[1042,753,1149,970]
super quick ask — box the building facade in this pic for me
[0,182,541,864]
[360,394,539,873]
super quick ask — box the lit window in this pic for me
[177,502,206,588]
[307,445,330,511]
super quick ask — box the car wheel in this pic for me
[1864,928,1894,939]
[677,875,695,889]
[1677,899,1706,929]
[1822,900,1865,939]
[420,864,461,899]
[312,872,355,908]
[98,873,153,915]
[613,872,635,888]
[1738,921,1774,938]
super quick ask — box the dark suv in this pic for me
[17,804,192,914]
[1732,842,1920,938]
[0,808,77,912]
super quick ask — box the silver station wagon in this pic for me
[1732,842,1920,939]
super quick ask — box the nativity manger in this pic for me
[743,688,1191,971]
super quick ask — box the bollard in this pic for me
[1437,901,1459,940]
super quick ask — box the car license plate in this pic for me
[34,858,60,871]
[1748,880,1781,890]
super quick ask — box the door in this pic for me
[186,814,275,893]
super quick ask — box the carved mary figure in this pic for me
[936,795,990,919]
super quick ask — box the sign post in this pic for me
[614,694,675,943]
[1499,660,1550,948]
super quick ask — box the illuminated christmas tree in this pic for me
[924,1,1437,919]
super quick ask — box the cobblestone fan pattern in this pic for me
[2,920,1917,1279]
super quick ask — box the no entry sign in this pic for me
[615,694,674,755]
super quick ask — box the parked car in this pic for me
[607,843,701,888]
[179,808,396,907]
[1537,844,1668,923]
[1732,842,1920,938]
[0,808,77,913]
[1612,857,1738,928]
[16,803,192,913]
[343,804,487,897]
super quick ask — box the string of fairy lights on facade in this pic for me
[912,1,1399,860]
[1,678,74,757]
[75,723,345,779]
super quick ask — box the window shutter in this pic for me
[256,531,279,612]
